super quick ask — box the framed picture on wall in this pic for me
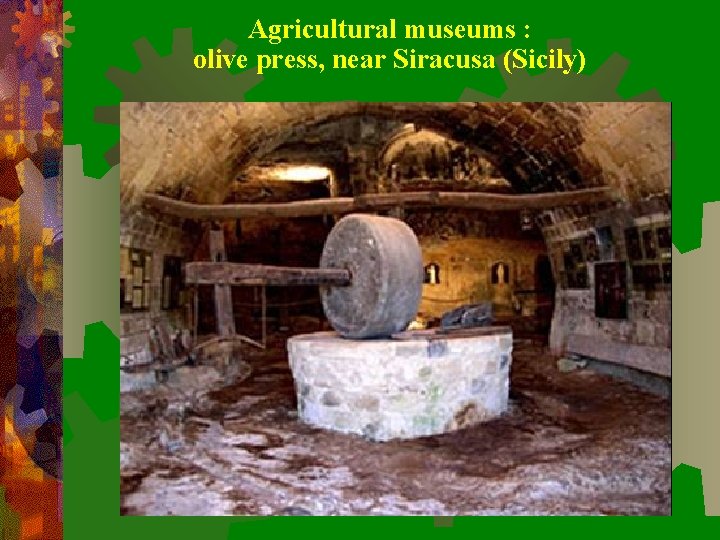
[662,262,672,284]
[123,247,152,312]
[596,226,614,261]
[132,266,144,286]
[595,261,627,319]
[570,241,584,263]
[577,268,588,289]
[132,288,143,309]
[625,227,643,261]
[645,264,661,286]
[656,225,671,249]
[585,234,599,262]
[642,229,658,259]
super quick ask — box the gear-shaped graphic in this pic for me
[11,0,60,60]
[62,10,73,48]
[63,145,120,358]
[460,38,663,102]
[93,27,262,167]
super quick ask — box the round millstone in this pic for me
[319,214,423,339]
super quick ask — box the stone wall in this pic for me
[404,210,548,321]
[120,208,198,366]
[542,199,671,354]
[417,237,547,320]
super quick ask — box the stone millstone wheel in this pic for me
[319,214,424,339]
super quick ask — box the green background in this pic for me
[62,0,716,536]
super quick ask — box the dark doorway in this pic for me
[534,255,556,336]
[535,255,555,294]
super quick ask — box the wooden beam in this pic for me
[185,262,352,287]
[144,195,356,219]
[208,229,236,336]
[143,187,613,220]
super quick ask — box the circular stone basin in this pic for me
[287,328,513,441]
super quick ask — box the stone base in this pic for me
[287,328,513,441]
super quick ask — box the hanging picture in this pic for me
[595,262,627,319]
[662,262,672,284]
[570,240,584,263]
[597,225,613,246]
[120,247,131,276]
[585,233,599,262]
[645,264,661,286]
[132,266,144,287]
[656,225,671,250]
[596,226,614,261]
[132,288,143,309]
[642,229,658,259]
[625,227,643,261]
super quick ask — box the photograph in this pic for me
[118,101,671,517]
[625,227,643,261]
[5,0,719,533]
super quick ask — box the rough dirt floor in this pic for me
[120,335,671,516]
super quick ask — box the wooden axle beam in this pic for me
[143,187,613,220]
[184,262,352,287]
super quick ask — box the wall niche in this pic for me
[424,262,441,285]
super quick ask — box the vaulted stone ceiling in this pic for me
[119,102,670,205]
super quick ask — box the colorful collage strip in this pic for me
[1,0,65,538]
